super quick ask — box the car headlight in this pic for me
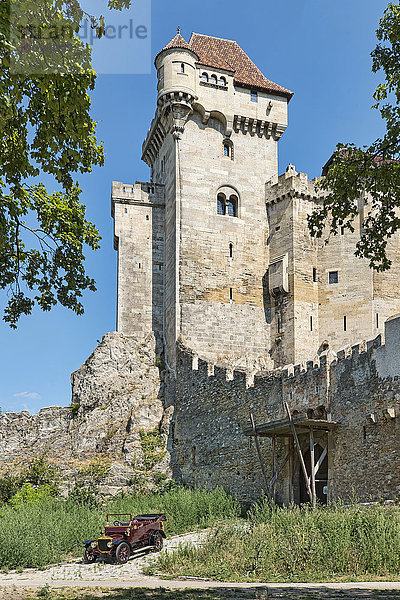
[107,541,113,548]
[90,542,97,549]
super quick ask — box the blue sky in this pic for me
[0,0,389,413]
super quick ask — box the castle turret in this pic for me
[155,32,199,101]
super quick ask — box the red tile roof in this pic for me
[189,33,293,100]
[155,33,199,63]
[156,32,293,100]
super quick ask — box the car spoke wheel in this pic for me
[152,532,163,552]
[83,547,96,564]
[115,541,131,564]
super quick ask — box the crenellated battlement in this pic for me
[265,164,326,205]
[111,181,165,215]
[178,317,398,400]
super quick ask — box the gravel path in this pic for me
[0,530,207,587]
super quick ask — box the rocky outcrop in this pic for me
[0,332,172,495]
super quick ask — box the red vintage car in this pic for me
[83,513,166,564]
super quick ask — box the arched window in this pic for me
[217,194,225,215]
[219,76,226,86]
[180,63,185,73]
[223,139,234,160]
[210,74,217,85]
[227,195,238,217]
[201,72,208,82]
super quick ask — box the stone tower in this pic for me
[112,32,400,370]
[113,32,293,369]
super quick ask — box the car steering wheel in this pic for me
[113,520,121,526]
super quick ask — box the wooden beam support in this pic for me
[288,437,294,504]
[308,445,327,487]
[271,435,276,502]
[250,413,271,500]
[310,426,316,509]
[284,401,313,504]
[268,452,289,493]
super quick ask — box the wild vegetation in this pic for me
[1,458,400,583]
[0,458,240,570]
[154,498,400,583]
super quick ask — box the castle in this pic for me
[112,32,400,371]
[111,32,400,506]
[1,32,398,506]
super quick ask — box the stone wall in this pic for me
[112,182,165,339]
[173,316,400,504]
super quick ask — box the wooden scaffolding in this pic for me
[244,404,338,507]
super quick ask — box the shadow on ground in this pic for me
[2,586,400,600]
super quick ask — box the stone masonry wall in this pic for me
[173,316,400,504]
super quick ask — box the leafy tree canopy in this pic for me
[0,0,131,327]
[308,1,400,272]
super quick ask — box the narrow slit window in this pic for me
[343,315,347,331]
[180,63,185,73]
[229,243,233,258]
[376,313,379,328]
[124,207,127,214]
[341,226,345,235]
[277,316,282,333]
[313,267,317,282]
[329,271,338,284]
[229,288,233,301]
[310,315,313,331]
[224,143,230,157]
[146,215,150,220]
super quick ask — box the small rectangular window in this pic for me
[180,63,185,73]
[251,91,258,102]
[310,316,313,331]
[343,315,347,331]
[329,271,338,284]
[376,313,379,328]
[229,288,233,301]
[341,226,345,235]
[313,267,317,282]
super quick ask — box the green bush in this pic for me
[156,500,400,582]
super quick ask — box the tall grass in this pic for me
[156,500,400,582]
[0,486,240,570]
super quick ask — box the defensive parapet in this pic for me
[265,164,325,205]
[173,316,400,504]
